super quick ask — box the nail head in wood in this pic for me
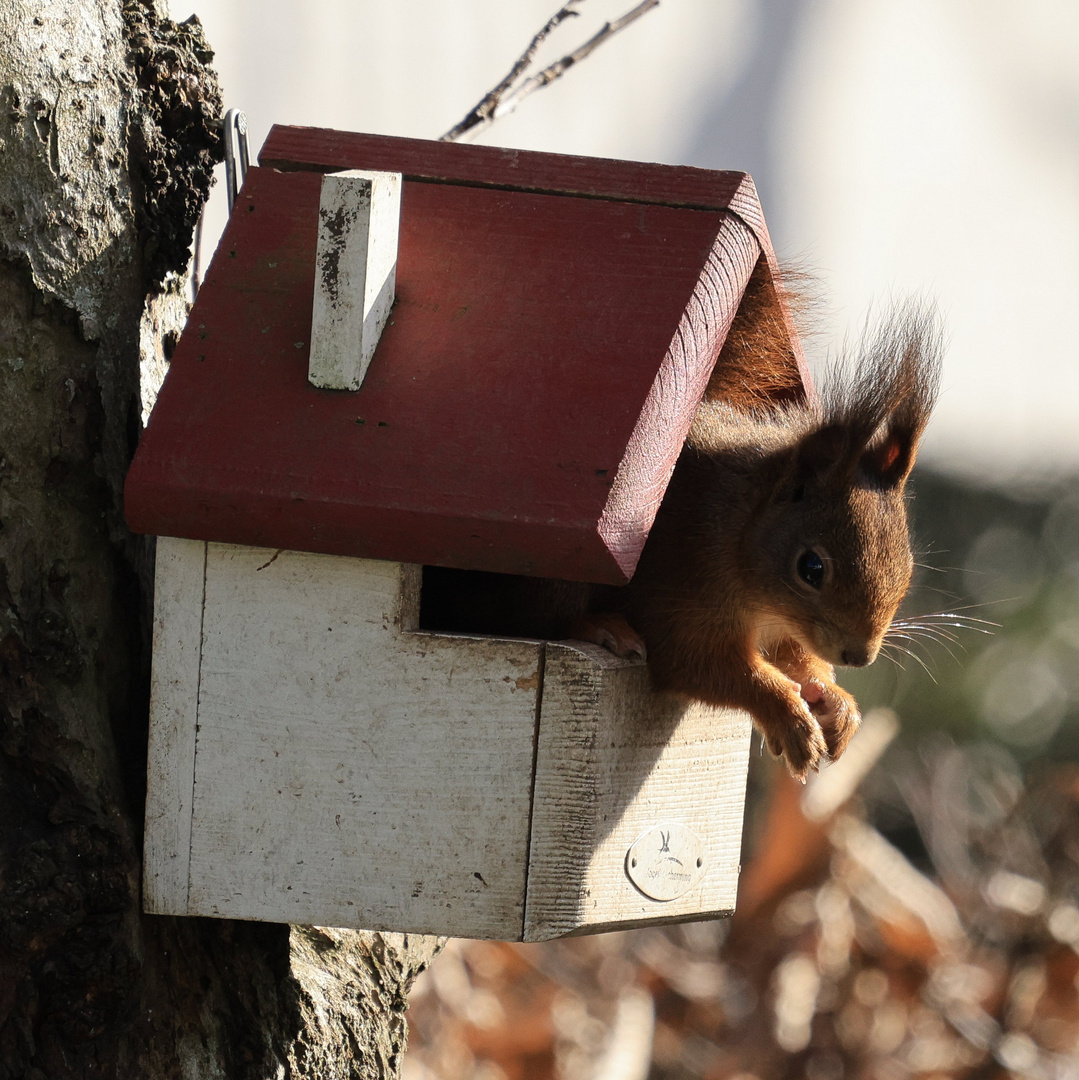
[309,169,401,391]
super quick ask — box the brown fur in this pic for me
[705,258,814,408]
[621,297,942,779]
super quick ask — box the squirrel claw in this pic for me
[569,614,647,661]
[802,680,861,760]
[763,710,827,781]
[780,664,861,764]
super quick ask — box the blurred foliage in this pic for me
[841,466,1079,761]
[405,736,1079,1080]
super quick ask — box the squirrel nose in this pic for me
[841,646,870,667]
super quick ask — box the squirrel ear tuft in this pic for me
[824,299,942,489]
[860,426,917,488]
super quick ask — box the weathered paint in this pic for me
[309,169,401,391]
[143,539,752,940]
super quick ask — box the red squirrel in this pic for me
[582,271,942,779]
[421,268,942,780]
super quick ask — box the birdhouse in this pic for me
[125,127,809,941]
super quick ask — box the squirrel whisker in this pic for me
[884,641,940,683]
[890,623,963,645]
[877,647,906,672]
[888,628,961,664]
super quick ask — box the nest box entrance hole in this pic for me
[418,566,604,641]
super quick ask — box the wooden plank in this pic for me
[309,170,401,391]
[142,536,207,916]
[261,125,751,213]
[523,641,752,941]
[185,544,542,939]
[125,167,753,584]
[599,211,759,575]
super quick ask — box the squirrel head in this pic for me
[748,305,942,667]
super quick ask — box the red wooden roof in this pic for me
[124,128,804,584]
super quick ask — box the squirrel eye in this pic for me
[796,549,825,590]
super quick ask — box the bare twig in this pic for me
[440,0,660,143]
[438,1,584,143]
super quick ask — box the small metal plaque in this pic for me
[625,823,705,901]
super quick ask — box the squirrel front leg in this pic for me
[579,612,830,779]
[728,649,829,781]
[769,640,861,760]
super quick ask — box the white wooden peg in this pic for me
[309,169,402,391]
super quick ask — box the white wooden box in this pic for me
[143,537,752,941]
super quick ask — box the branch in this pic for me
[440,0,660,143]
[439,1,584,143]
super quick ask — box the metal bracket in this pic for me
[193,108,251,298]
[223,108,251,214]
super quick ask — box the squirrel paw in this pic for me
[801,679,861,760]
[761,705,828,783]
[568,613,647,661]
[807,682,864,760]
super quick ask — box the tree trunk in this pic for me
[0,2,441,1076]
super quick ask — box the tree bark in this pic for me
[0,2,441,1076]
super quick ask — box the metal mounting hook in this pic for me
[191,108,251,300]
[223,108,250,214]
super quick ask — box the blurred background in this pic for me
[171,2,1079,1076]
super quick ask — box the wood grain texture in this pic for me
[125,166,749,584]
[260,125,750,213]
[598,211,760,576]
[142,536,206,916]
[183,544,542,939]
[523,641,752,941]
[143,544,754,939]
